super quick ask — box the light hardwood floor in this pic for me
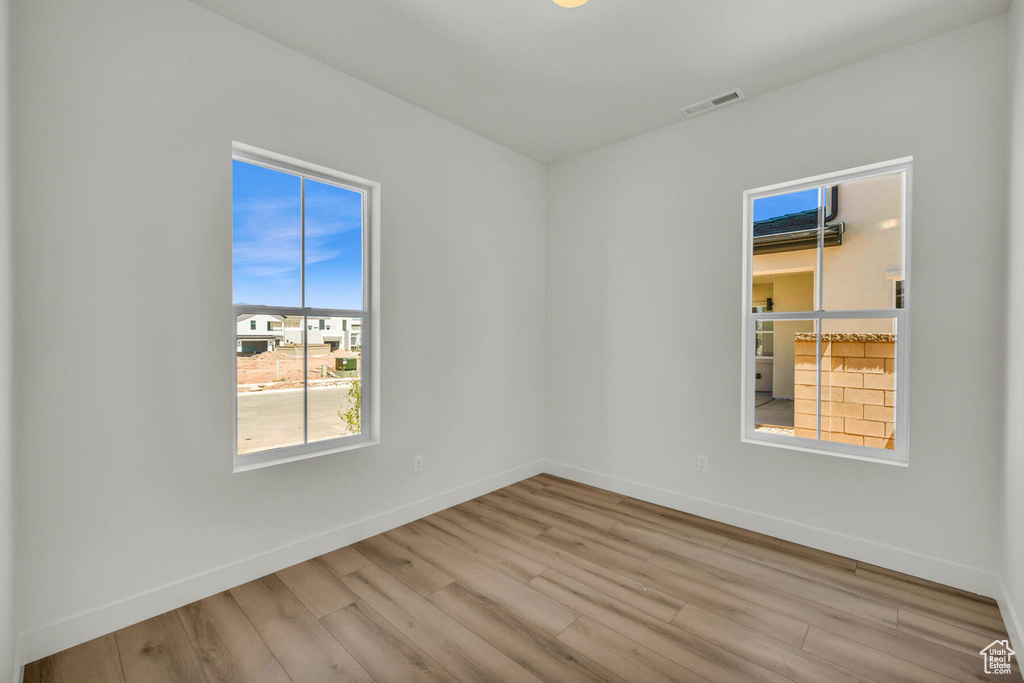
[23,475,1021,682]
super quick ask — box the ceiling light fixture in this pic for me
[553,0,590,7]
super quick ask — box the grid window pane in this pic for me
[236,318,305,454]
[307,316,362,443]
[304,179,364,310]
[751,187,821,315]
[820,318,897,450]
[753,319,816,439]
[822,173,904,311]
[232,160,302,307]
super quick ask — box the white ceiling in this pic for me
[189,0,1010,164]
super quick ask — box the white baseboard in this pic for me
[997,580,1024,670]
[16,459,544,667]
[543,460,998,598]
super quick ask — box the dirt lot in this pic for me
[237,349,360,392]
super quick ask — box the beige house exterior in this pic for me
[752,173,903,401]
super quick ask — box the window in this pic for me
[754,319,773,357]
[233,143,378,470]
[742,158,910,464]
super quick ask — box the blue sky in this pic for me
[233,160,363,309]
[753,187,819,222]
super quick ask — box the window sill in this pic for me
[742,433,908,467]
[233,435,377,473]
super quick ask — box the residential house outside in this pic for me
[236,314,362,355]
[235,313,285,354]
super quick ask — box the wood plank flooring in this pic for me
[22,474,1021,682]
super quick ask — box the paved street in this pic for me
[237,385,358,453]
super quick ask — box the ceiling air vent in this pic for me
[682,89,745,117]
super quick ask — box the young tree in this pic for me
[338,379,361,434]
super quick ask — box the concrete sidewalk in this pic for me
[754,392,794,428]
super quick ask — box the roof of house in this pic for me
[236,334,281,341]
[753,208,818,238]
[236,313,286,323]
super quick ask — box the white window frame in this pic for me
[232,142,380,472]
[741,157,912,466]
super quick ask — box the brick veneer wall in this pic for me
[793,333,895,450]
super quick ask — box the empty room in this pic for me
[4,0,1024,680]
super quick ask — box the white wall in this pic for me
[546,17,1009,593]
[0,0,13,676]
[11,0,546,661]
[1001,0,1024,656]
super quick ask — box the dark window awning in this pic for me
[753,208,844,255]
[753,223,844,255]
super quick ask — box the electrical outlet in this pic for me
[414,455,423,473]
[696,455,709,473]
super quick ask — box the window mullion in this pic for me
[816,186,825,441]
[816,321,822,441]
[301,177,308,445]
[816,185,824,312]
